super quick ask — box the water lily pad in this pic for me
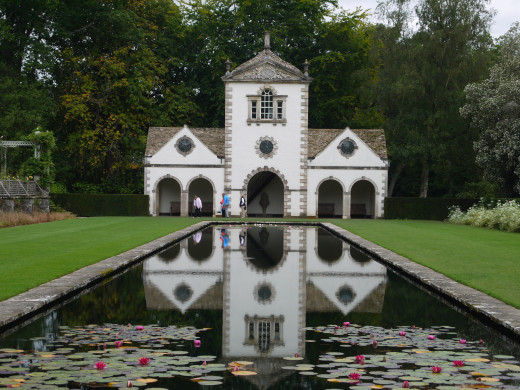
[232,370,257,376]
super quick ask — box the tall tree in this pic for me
[53,0,191,193]
[374,0,494,197]
[460,24,520,196]
[0,0,57,140]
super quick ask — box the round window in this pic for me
[259,140,274,154]
[178,138,192,153]
[341,140,355,155]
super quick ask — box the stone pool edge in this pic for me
[323,222,520,342]
[1,220,519,342]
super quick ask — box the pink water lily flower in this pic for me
[194,339,201,348]
[431,366,442,373]
[343,321,350,327]
[95,361,107,370]
[114,340,123,348]
[136,325,144,331]
[127,380,133,387]
[402,380,410,388]
[372,340,378,348]
[428,335,435,340]
[349,372,361,380]
[459,339,466,344]
[399,331,406,336]
[355,355,365,364]
[453,360,464,367]
[139,357,150,366]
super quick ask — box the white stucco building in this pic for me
[144,33,388,218]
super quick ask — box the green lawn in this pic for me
[332,219,520,309]
[1,217,519,310]
[0,217,198,302]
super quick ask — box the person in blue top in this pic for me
[221,193,230,217]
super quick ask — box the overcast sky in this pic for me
[337,0,519,38]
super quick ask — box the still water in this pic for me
[1,225,519,389]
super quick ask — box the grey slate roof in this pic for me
[146,126,387,161]
[145,127,225,158]
[308,128,388,159]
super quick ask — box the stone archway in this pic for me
[187,176,215,216]
[243,167,288,217]
[156,176,182,216]
[317,178,344,218]
[350,179,376,219]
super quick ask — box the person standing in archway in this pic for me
[193,195,202,217]
[239,194,246,218]
[221,193,230,218]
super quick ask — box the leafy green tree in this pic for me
[373,0,494,197]
[53,0,190,193]
[460,24,520,196]
[0,0,57,139]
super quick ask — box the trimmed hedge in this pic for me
[51,193,149,217]
[384,198,479,220]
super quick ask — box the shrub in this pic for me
[51,193,149,217]
[446,200,520,232]
[0,211,75,228]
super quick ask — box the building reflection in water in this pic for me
[143,226,387,362]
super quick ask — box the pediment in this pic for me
[222,49,311,83]
[231,62,304,82]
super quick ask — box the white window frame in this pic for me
[247,85,287,125]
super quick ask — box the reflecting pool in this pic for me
[1,225,519,389]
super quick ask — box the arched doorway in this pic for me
[157,177,181,216]
[350,180,376,219]
[188,177,214,216]
[246,171,284,217]
[317,179,343,218]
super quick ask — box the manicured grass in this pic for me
[0,217,198,301]
[332,220,520,309]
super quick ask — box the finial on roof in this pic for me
[303,59,310,76]
[264,31,271,50]
[225,58,232,74]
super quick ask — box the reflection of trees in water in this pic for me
[317,228,343,263]
[61,265,148,326]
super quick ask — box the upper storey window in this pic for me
[261,89,274,119]
[248,86,287,125]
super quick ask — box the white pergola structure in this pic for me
[1,140,40,178]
